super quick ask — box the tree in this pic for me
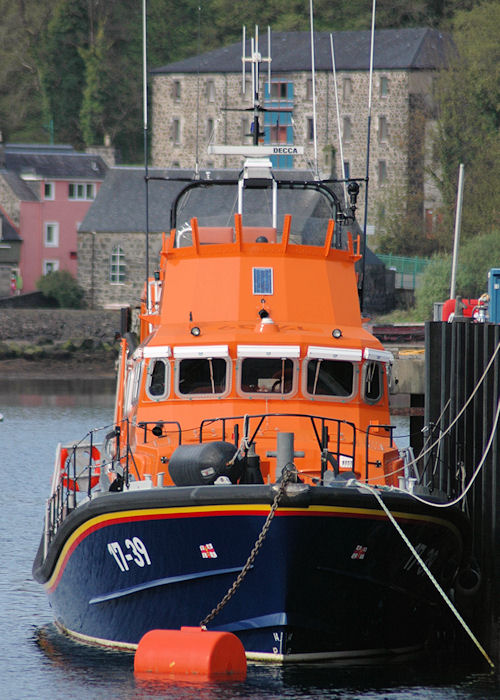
[36,270,86,308]
[415,229,499,318]
[431,1,500,248]
[0,0,53,142]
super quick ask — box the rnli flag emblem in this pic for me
[351,545,368,560]
[200,543,218,559]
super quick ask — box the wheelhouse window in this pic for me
[178,358,227,395]
[146,359,169,400]
[240,358,294,394]
[363,361,383,403]
[306,359,354,397]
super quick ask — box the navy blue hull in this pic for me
[34,484,469,661]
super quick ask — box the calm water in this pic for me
[1,391,498,699]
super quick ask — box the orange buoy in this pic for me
[134,627,247,682]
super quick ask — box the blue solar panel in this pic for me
[253,268,273,295]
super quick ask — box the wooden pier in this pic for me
[423,321,500,662]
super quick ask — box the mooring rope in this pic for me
[380,340,500,482]
[357,481,495,669]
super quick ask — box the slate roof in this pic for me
[80,166,356,235]
[4,143,107,180]
[79,167,197,233]
[0,208,21,242]
[0,170,38,201]
[152,28,451,75]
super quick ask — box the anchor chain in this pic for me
[200,464,297,628]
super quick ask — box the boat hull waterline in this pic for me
[33,484,467,662]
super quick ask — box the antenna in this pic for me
[330,33,348,206]
[360,0,376,312]
[194,2,202,177]
[142,0,150,312]
[241,25,272,146]
[309,0,319,178]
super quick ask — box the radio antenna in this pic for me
[360,0,376,312]
[142,0,150,312]
[309,0,319,178]
[330,33,348,206]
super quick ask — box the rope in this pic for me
[400,397,500,510]
[357,481,495,669]
[200,464,297,628]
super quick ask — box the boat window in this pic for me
[173,182,342,248]
[240,358,295,394]
[146,359,169,400]
[363,361,383,403]
[177,358,227,395]
[306,359,354,397]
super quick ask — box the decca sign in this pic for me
[272,146,303,155]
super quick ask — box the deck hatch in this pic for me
[252,267,273,295]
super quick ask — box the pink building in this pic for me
[0,144,108,292]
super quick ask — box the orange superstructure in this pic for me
[113,175,400,490]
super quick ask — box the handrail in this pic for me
[364,423,395,482]
[200,412,357,472]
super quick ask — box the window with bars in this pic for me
[110,245,126,284]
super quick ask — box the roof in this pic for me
[79,167,195,233]
[4,143,107,180]
[79,166,358,236]
[0,207,21,242]
[152,28,451,75]
[0,170,38,201]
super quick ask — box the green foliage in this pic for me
[415,229,499,318]
[0,0,493,162]
[36,270,86,309]
[432,1,500,248]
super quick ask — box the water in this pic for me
[1,393,498,699]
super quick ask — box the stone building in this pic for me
[151,28,449,235]
[78,166,201,309]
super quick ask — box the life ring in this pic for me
[61,446,101,491]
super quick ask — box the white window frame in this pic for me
[110,245,126,284]
[174,356,232,399]
[68,182,96,201]
[44,222,59,247]
[145,358,170,401]
[44,182,55,200]
[43,259,59,275]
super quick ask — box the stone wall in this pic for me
[0,308,121,342]
[151,68,426,230]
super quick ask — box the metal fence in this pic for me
[378,254,430,290]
